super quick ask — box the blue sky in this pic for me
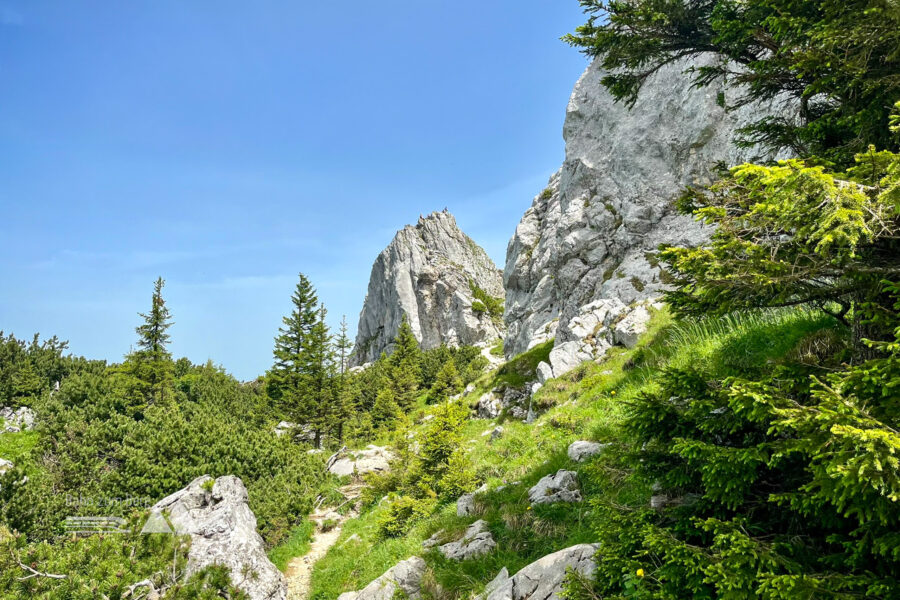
[0,1,590,380]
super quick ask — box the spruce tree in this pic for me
[333,315,354,441]
[126,277,175,407]
[388,317,422,410]
[267,273,319,406]
[427,359,463,405]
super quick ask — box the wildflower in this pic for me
[636,568,645,578]
[527,506,532,510]
[610,390,617,396]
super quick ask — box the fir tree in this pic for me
[126,277,174,407]
[371,386,401,430]
[303,304,335,448]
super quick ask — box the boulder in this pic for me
[457,492,476,517]
[613,305,652,348]
[481,426,504,441]
[536,361,554,384]
[503,54,788,358]
[567,441,609,463]
[528,470,582,505]
[337,556,427,600]
[480,544,600,600]
[147,475,286,600]
[328,445,394,477]
[0,458,13,475]
[548,341,595,378]
[350,210,505,366]
[438,520,496,561]
[476,391,503,419]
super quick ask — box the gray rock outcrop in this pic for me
[0,458,13,475]
[337,556,427,600]
[528,470,582,505]
[504,55,786,359]
[148,475,286,600]
[351,210,505,366]
[1,406,35,433]
[480,544,600,600]
[438,520,497,560]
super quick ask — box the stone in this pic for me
[548,341,595,379]
[327,446,394,477]
[422,531,444,550]
[337,556,427,600]
[457,492,476,517]
[148,476,286,600]
[438,520,496,560]
[567,441,609,462]
[0,458,13,475]
[351,210,505,366]
[528,470,582,505]
[613,305,652,348]
[479,544,600,600]
[504,55,788,358]
[476,391,503,419]
[481,426,503,441]
[0,406,35,433]
[536,361,554,384]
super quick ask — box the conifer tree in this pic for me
[333,315,354,441]
[371,386,401,430]
[427,359,463,405]
[267,273,319,406]
[303,304,335,448]
[388,317,422,410]
[126,277,174,407]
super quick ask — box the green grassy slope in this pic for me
[307,307,841,600]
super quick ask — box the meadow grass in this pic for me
[268,519,317,572]
[308,307,842,599]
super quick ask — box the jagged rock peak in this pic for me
[504,55,787,358]
[351,209,504,366]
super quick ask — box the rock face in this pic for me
[480,544,600,600]
[148,475,286,600]
[351,210,505,366]
[438,520,497,560]
[504,55,783,359]
[0,406,35,433]
[528,470,582,505]
[337,556,427,600]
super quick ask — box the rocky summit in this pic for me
[503,55,783,358]
[351,210,504,366]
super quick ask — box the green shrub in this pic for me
[377,495,435,538]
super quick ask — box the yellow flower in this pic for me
[527,506,532,510]
[610,390,617,396]
[636,568,645,578]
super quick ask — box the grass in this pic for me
[308,307,843,599]
[0,430,39,465]
[268,519,317,572]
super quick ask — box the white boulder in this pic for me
[480,544,600,600]
[438,520,497,560]
[148,475,286,600]
[337,556,427,600]
[567,441,609,462]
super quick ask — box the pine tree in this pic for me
[125,277,175,407]
[388,317,421,410]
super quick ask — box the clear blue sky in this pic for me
[0,1,590,380]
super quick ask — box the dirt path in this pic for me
[285,484,364,600]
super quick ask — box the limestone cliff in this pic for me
[351,210,504,366]
[504,55,784,358]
